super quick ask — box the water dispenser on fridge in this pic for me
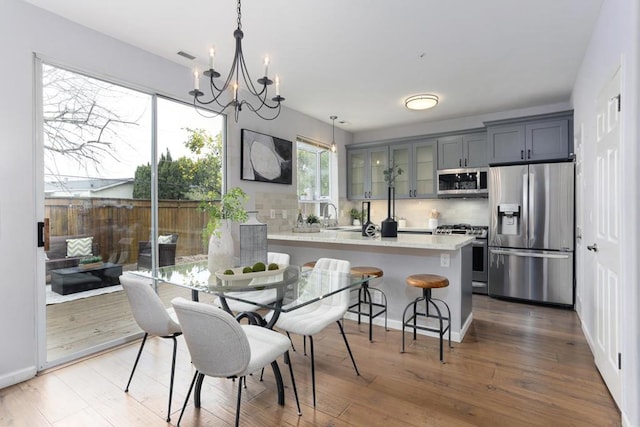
[497,204,520,236]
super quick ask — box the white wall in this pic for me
[0,0,348,388]
[571,0,639,425]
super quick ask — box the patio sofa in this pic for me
[46,234,100,276]
[137,234,178,269]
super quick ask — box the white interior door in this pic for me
[591,67,621,405]
[574,124,584,314]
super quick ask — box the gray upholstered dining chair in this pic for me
[171,297,301,427]
[214,251,290,315]
[270,257,360,406]
[120,273,182,422]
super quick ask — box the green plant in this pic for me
[306,214,320,225]
[79,255,102,264]
[349,208,362,222]
[201,187,249,241]
[383,161,404,187]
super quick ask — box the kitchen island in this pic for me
[267,231,474,342]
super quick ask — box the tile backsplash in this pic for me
[254,192,299,232]
[257,191,489,231]
[343,198,489,228]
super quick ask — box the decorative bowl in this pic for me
[214,264,286,288]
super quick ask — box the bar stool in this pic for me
[401,274,452,362]
[347,266,388,342]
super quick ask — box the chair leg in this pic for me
[284,351,302,416]
[309,336,316,406]
[336,320,360,376]
[270,360,285,406]
[286,331,296,352]
[125,333,148,392]
[177,370,199,427]
[166,335,178,422]
[235,376,243,427]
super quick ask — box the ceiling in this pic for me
[23,0,603,133]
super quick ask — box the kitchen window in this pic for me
[296,136,335,218]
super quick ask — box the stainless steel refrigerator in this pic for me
[488,162,574,306]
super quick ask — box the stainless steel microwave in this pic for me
[437,168,488,197]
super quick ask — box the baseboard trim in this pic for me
[0,366,37,389]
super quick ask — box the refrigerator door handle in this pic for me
[522,172,529,246]
[490,249,571,259]
[528,171,535,246]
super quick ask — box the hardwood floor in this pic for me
[10,295,620,426]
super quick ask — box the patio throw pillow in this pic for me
[158,234,173,244]
[66,237,93,257]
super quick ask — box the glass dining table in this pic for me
[131,261,371,409]
[133,260,370,328]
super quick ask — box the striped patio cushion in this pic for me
[66,237,93,257]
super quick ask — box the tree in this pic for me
[183,127,223,199]
[42,63,148,178]
[132,129,223,200]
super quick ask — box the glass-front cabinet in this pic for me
[347,146,389,200]
[389,139,437,199]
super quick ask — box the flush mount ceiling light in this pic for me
[405,94,439,111]
[189,0,284,121]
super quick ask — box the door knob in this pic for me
[587,243,598,252]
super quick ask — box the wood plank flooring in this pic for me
[11,295,620,426]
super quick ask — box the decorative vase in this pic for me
[239,211,267,267]
[380,186,398,237]
[208,220,235,273]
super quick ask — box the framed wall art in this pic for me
[241,129,293,184]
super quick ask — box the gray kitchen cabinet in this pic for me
[486,114,572,165]
[346,145,389,200]
[437,132,487,169]
[390,139,437,199]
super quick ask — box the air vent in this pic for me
[177,51,196,60]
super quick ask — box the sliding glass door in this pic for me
[41,62,152,364]
[40,62,225,367]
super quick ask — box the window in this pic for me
[297,137,335,219]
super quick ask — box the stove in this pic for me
[435,224,488,238]
[436,224,489,293]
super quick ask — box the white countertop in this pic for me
[267,230,474,250]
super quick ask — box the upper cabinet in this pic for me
[437,132,487,169]
[346,145,389,200]
[390,139,437,199]
[486,113,572,165]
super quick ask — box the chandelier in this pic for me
[189,0,285,121]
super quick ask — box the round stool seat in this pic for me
[303,261,317,269]
[406,274,449,289]
[351,266,383,278]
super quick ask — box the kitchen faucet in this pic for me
[322,203,338,228]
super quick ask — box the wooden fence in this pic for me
[45,197,209,264]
